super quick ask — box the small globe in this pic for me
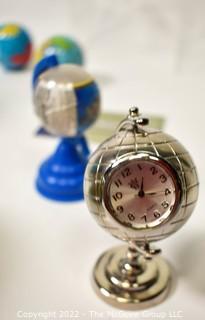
[34,64,100,136]
[0,23,32,69]
[84,123,199,243]
[35,35,83,66]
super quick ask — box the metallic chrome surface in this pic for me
[93,245,171,309]
[84,108,199,308]
[33,64,100,136]
[84,110,199,243]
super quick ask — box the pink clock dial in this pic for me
[105,157,180,229]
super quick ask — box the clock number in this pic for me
[121,167,131,178]
[160,174,167,183]
[150,166,158,175]
[154,211,161,218]
[141,214,147,222]
[114,179,122,188]
[128,178,139,190]
[161,201,169,209]
[116,205,123,213]
[165,188,171,195]
[128,213,135,221]
[112,192,122,201]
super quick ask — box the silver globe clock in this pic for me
[84,107,199,309]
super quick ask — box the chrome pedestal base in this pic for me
[93,245,171,309]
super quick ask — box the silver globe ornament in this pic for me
[34,64,100,137]
[84,107,199,309]
[33,64,100,201]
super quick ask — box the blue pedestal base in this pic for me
[36,136,89,202]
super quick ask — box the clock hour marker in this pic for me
[121,167,131,178]
[112,192,123,201]
[128,213,135,221]
[150,166,158,175]
[116,205,123,213]
[154,211,161,218]
[160,174,167,183]
[141,214,147,222]
[161,201,169,209]
[165,188,171,195]
[114,179,122,188]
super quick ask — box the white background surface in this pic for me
[0,0,205,319]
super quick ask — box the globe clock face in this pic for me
[103,155,181,229]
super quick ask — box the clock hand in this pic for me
[141,177,144,191]
[145,190,166,196]
[138,177,145,198]
[145,191,163,196]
